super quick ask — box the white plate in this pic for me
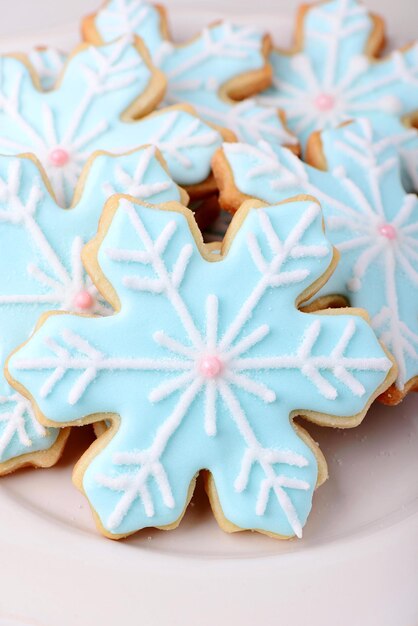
[1,0,417,50]
[1,396,417,625]
[0,2,417,625]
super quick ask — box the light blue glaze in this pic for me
[28,47,66,91]
[0,147,181,465]
[9,198,391,537]
[372,116,418,193]
[91,0,296,146]
[258,0,418,180]
[0,39,222,206]
[221,118,418,390]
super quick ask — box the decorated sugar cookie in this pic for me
[82,0,297,148]
[28,47,66,91]
[214,118,418,402]
[7,196,394,538]
[257,0,418,186]
[82,0,168,57]
[0,37,226,206]
[0,146,186,474]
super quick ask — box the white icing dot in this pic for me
[264,390,277,403]
[349,55,369,75]
[292,54,309,72]
[332,166,347,179]
[379,95,402,115]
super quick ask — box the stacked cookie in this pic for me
[0,0,417,541]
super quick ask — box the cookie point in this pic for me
[379,223,397,240]
[314,93,335,112]
[49,147,70,167]
[73,290,94,310]
[199,355,223,379]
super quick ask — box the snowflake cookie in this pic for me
[7,196,394,538]
[213,118,418,403]
[0,146,186,475]
[257,0,418,185]
[0,36,226,207]
[28,47,66,91]
[81,0,297,148]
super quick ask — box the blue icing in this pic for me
[161,22,265,88]
[0,147,181,467]
[221,117,417,391]
[371,115,418,193]
[28,47,66,91]
[0,39,222,207]
[91,0,296,147]
[9,198,391,538]
[302,0,373,77]
[258,0,418,176]
[94,0,165,55]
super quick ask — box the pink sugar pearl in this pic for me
[315,93,335,111]
[199,355,223,379]
[73,290,94,310]
[49,148,70,167]
[379,223,397,240]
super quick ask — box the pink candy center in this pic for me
[199,355,223,379]
[378,223,397,240]
[73,290,94,310]
[315,93,335,111]
[49,148,70,167]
